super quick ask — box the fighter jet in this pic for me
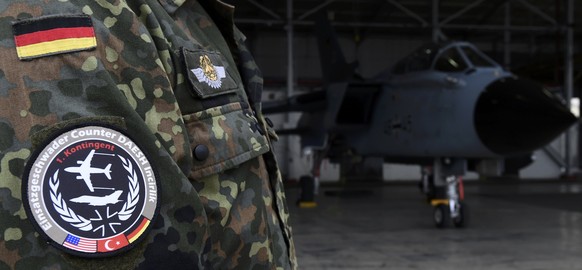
[69,190,124,206]
[64,149,112,192]
[264,15,578,227]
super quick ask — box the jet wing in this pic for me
[262,91,327,114]
[79,171,95,192]
[79,149,96,170]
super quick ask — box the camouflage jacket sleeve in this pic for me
[0,1,210,269]
[1,0,297,269]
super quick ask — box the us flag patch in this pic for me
[12,15,96,60]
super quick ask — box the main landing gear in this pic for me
[296,149,324,208]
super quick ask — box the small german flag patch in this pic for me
[12,15,97,60]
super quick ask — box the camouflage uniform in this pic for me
[0,0,296,269]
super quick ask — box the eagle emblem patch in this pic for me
[22,124,159,257]
[191,54,226,89]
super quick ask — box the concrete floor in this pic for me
[287,180,582,269]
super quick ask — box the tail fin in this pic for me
[315,12,357,85]
[104,164,112,180]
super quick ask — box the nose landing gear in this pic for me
[422,158,469,228]
[430,176,467,228]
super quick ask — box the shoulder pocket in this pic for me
[184,102,270,179]
[182,47,238,98]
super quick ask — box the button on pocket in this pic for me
[193,144,209,161]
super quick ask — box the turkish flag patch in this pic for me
[12,14,97,60]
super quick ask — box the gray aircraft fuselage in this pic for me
[280,41,576,167]
[355,68,502,158]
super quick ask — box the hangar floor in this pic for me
[287,180,582,270]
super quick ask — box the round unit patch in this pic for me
[22,124,160,257]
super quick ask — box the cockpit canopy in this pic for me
[392,42,499,74]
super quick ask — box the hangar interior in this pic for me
[225,0,581,181]
[220,1,582,269]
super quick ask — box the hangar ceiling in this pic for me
[224,0,577,86]
[226,0,572,43]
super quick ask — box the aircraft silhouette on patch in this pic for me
[69,190,124,206]
[64,149,112,192]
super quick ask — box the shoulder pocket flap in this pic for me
[184,102,270,179]
[182,48,238,98]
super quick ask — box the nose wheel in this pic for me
[429,176,468,228]
[452,202,468,228]
[433,201,468,228]
[433,203,449,228]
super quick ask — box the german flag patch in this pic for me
[12,15,97,60]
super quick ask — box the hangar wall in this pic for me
[251,31,561,80]
[252,32,423,79]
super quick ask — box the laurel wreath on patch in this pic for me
[49,170,93,231]
[117,155,140,221]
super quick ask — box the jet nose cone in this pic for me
[474,77,577,155]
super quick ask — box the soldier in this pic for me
[0,0,296,269]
